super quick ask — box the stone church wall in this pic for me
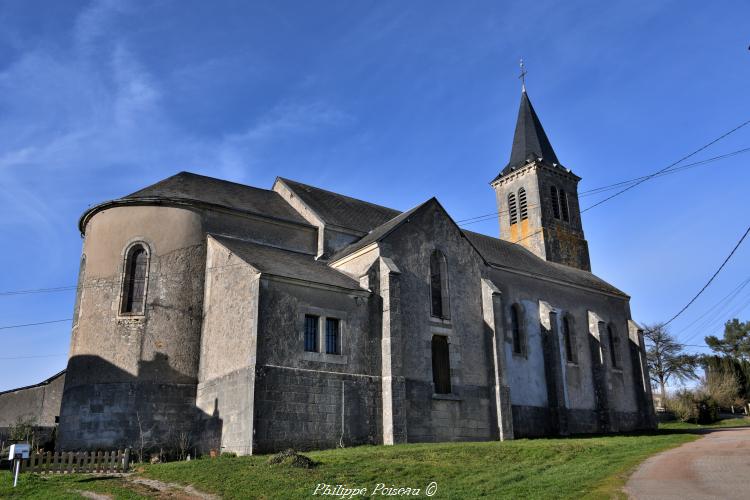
[195,237,261,455]
[59,205,206,450]
[380,204,496,442]
[485,265,653,436]
[252,278,380,452]
[0,371,65,446]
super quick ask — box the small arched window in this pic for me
[518,188,528,220]
[607,324,619,368]
[550,186,561,219]
[508,193,518,225]
[430,250,450,319]
[563,315,576,363]
[511,304,524,355]
[560,190,570,222]
[121,243,149,315]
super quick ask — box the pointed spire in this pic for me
[495,90,560,180]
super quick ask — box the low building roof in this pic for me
[211,235,364,292]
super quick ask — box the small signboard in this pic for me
[8,443,30,460]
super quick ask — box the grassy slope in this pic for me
[6,421,750,499]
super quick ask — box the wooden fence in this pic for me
[20,449,130,474]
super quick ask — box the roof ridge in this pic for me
[278,177,400,214]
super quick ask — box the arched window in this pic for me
[430,250,450,319]
[508,193,518,225]
[607,324,619,368]
[560,190,570,222]
[563,315,576,363]
[550,186,561,219]
[518,188,528,220]
[121,243,149,315]
[431,335,452,394]
[511,304,524,355]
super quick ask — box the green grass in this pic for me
[9,423,750,499]
[658,416,750,430]
[0,473,148,499]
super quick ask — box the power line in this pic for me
[663,224,750,327]
[579,147,750,198]
[0,319,71,331]
[455,145,750,225]
[581,119,750,213]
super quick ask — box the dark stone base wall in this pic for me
[512,405,657,438]
[405,380,494,442]
[252,365,381,453]
[57,382,197,451]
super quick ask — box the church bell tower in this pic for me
[491,82,591,271]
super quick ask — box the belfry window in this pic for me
[511,304,524,355]
[508,193,518,225]
[120,244,149,315]
[518,188,528,220]
[325,318,340,355]
[304,315,319,352]
[560,190,570,222]
[430,250,450,319]
[563,315,576,363]
[551,186,561,219]
[608,324,619,368]
[431,335,451,394]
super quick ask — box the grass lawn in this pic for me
[0,429,712,500]
[658,416,750,430]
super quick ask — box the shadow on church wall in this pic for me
[59,354,222,457]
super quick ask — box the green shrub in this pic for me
[668,389,719,424]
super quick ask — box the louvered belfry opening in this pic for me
[431,335,451,394]
[560,190,570,222]
[518,188,528,220]
[121,245,148,314]
[508,193,518,225]
[551,186,561,219]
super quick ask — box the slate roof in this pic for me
[326,194,626,297]
[125,172,309,225]
[494,91,562,181]
[462,230,627,297]
[211,235,364,291]
[329,200,433,261]
[279,178,401,234]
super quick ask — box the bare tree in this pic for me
[134,412,155,464]
[700,369,742,410]
[644,323,699,403]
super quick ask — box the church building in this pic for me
[45,88,656,453]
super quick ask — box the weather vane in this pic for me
[519,58,527,92]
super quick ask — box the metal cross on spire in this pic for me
[519,58,527,92]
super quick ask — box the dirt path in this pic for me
[625,427,750,499]
[74,474,220,500]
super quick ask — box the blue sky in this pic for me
[1,0,748,391]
